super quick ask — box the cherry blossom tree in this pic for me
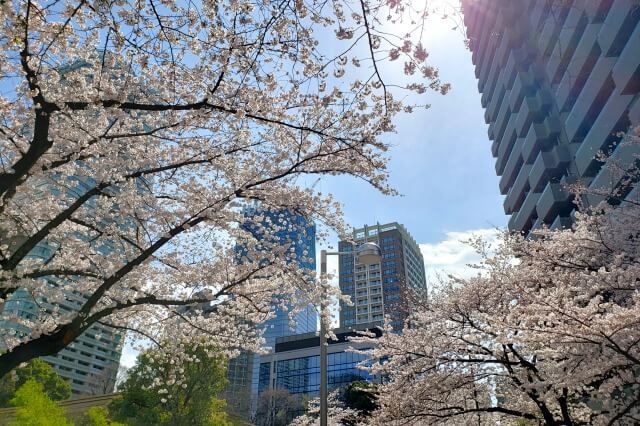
[356,142,640,424]
[290,390,360,426]
[0,0,450,376]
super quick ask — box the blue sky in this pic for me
[315,13,508,284]
[122,10,510,368]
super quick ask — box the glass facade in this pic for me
[256,348,376,420]
[227,207,319,419]
[270,351,372,395]
[240,207,318,348]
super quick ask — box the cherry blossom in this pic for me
[0,0,447,376]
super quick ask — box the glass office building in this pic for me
[223,207,319,419]
[256,324,381,420]
[0,177,124,395]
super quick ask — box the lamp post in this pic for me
[319,242,381,426]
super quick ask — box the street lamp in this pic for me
[319,242,381,426]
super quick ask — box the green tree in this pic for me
[109,345,231,426]
[0,359,71,407]
[78,407,125,426]
[342,381,378,415]
[9,378,73,426]
[339,381,379,425]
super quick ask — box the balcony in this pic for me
[504,164,532,214]
[537,12,561,55]
[612,23,640,93]
[574,92,634,177]
[496,125,518,174]
[512,191,541,232]
[564,56,616,143]
[515,94,548,138]
[509,69,535,113]
[499,142,524,194]
[528,146,570,192]
[586,139,640,205]
[555,22,602,111]
[545,7,585,83]
[551,215,573,230]
[597,0,637,56]
[487,85,507,123]
[536,182,573,223]
[529,1,549,32]
[521,118,561,164]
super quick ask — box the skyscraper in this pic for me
[462,0,640,234]
[338,222,426,331]
[222,207,318,419]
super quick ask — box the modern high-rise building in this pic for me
[462,0,640,234]
[338,222,426,331]
[0,177,125,395]
[1,289,123,395]
[221,207,318,419]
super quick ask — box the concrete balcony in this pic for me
[503,50,519,91]
[585,0,611,20]
[551,215,573,230]
[612,23,640,93]
[555,22,602,111]
[625,185,640,205]
[545,7,585,83]
[504,164,532,214]
[529,0,549,31]
[487,85,506,123]
[496,125,518,175]
[574,91,634,177]
[536,182,573,223]
[531,217,544,233]
[586,138,640,204]
[564,55,616,142]
[512,191,541,232]
[509,70,535,113]
[500,140,524,194]
[521,117,562,164]
[479,38,500,92]
[597,0,637,56]
[494,102,516,145]
[537,13,561,56]
[515,95,545,138]
[486,63,504,103]
[529,145,571,192]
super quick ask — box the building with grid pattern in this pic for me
[338,222,426,331]
[462,0,640,235]
[0,176,124,395]
[1,288,123,395]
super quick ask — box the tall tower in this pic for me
[338,222,426,331]
[462,0,640,235]
[223,207,318,419]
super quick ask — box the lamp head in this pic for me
[355,242,382,265]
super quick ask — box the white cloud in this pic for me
[120,340,139,368]
[420,228,501,286]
